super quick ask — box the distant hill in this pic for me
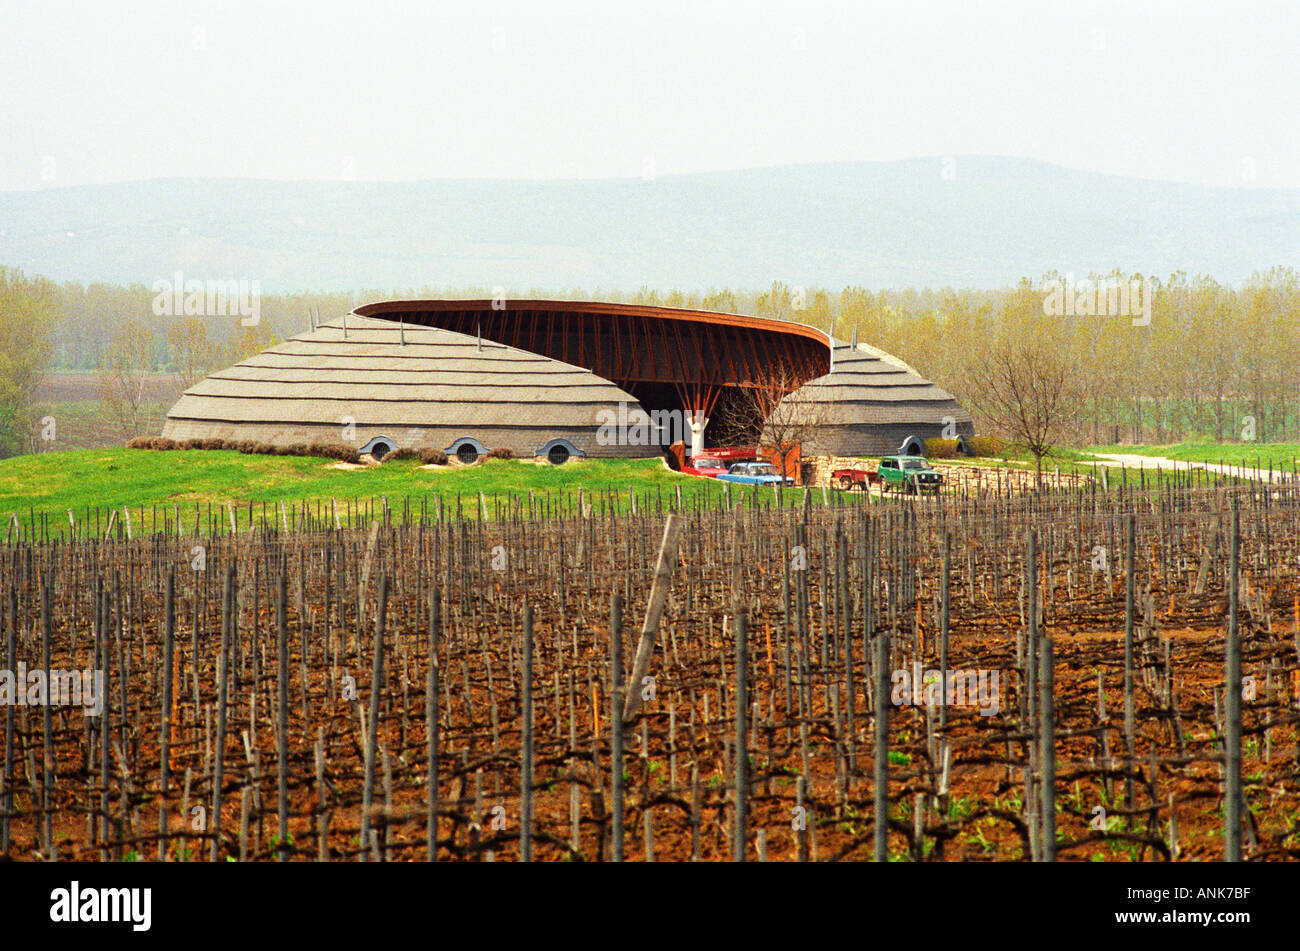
[1,157,1296,291]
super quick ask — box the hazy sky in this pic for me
[2,0,1297,190]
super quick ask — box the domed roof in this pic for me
[780,339,971,427]
[162,314,650,454]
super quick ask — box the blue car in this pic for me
[716,461,793,486]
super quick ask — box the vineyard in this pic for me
[1,475,1298,862]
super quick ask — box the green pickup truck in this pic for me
[877,455,944,494]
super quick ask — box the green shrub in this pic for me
[966,435,1006,457]
[923,437,959,459]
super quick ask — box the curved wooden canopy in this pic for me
[352,299,832,414]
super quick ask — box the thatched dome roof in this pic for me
[784,340,971,424]
[162,314,654,458]
[777,340,973,455]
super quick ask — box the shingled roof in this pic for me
[780,339,973,427]
[162,315,652,455]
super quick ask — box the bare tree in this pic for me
[167,316,219,392]
[712,365,829,483]
[97,319,156,440]
[965,336,1081,488]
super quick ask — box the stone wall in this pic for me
[802,454,1096,492]
[804,454,881,488]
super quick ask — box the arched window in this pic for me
[898,435,925,456]
[537,438,585,466]
[446,437,488,465]
[359,436,396,460]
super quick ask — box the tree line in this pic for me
[0,266,1296,456]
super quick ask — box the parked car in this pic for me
[876,455,943,494]
[683,455,729,478]
[717,461,794,486]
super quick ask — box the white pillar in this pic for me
[689,414,708,457]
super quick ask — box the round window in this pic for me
[547,444,570,466]
[371,442,391,461]
[456,443,479,465]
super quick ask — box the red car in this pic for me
[683,455,729,478]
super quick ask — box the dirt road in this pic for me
[1090,452,1294,483]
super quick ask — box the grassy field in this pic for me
[3,440,1288,533]
[939,444,1097,469]
[0,447,739,527]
